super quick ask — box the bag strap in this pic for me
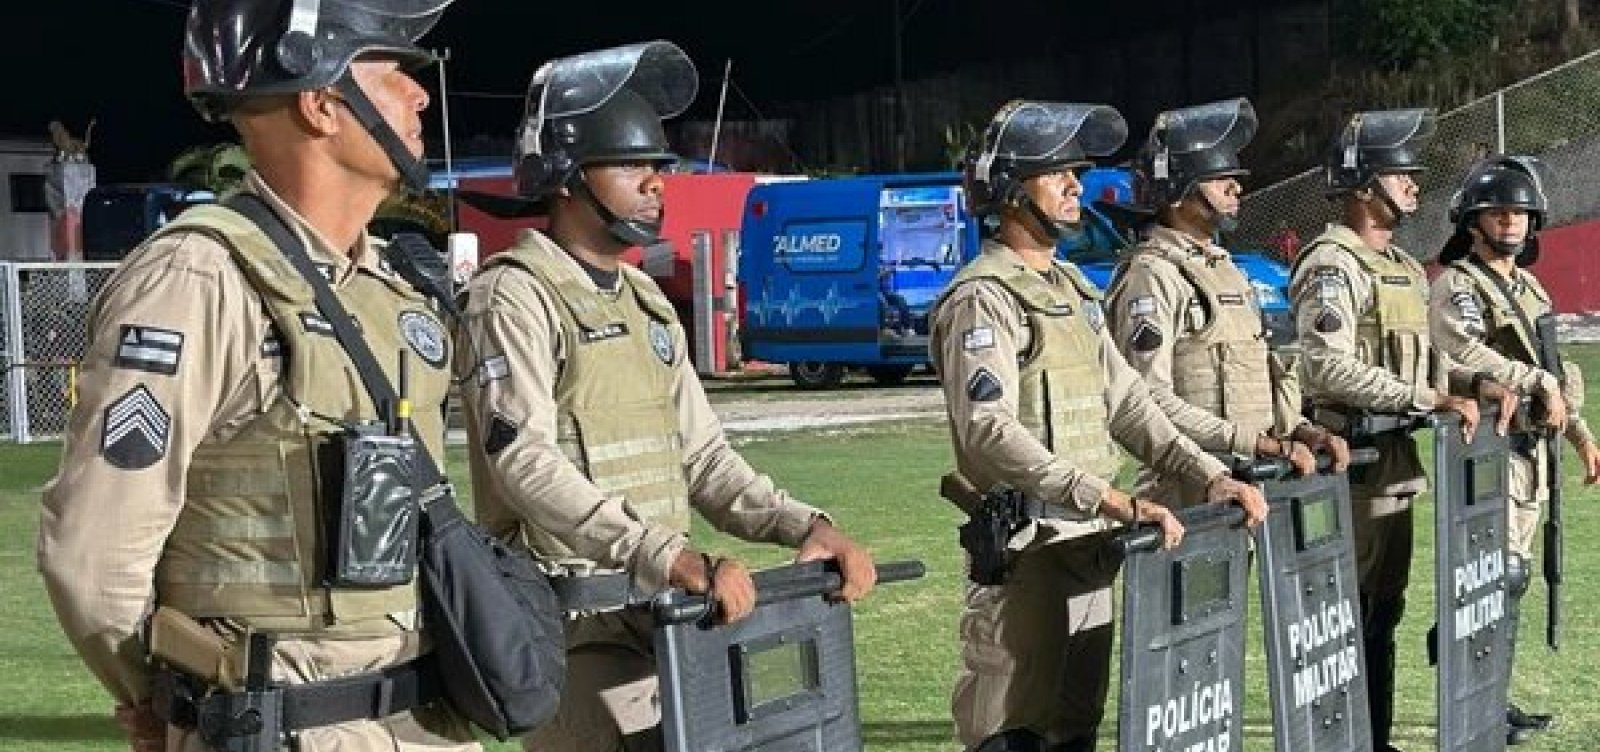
[225,193,445,485]
[1465,255,1550,370]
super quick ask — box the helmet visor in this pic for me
[1151,97,1256,166]
[523,40,699,124]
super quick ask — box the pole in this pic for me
[708,59,733,173]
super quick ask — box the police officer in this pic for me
[1429,154,1600,743]
[37,1,477,751]
[452,41,877,752]
[1289,108,1521,751]
[1106,98,1349,507]
[932,100,1268,752]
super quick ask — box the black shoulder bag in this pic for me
[227,194,564,740]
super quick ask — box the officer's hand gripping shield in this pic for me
[650,559,924,752]
[1248,447,1379,752]
[1114,504,1251,752]
[1434,408,1515,752]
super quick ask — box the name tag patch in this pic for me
[580,322,629,343]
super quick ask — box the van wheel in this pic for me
[865,364,915,385]
[789,361,845,389]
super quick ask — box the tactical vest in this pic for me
[146,205,451,632]
[1123,242,1274,432]
[1302,235,1432,389]
[486,242,691,562]
[943,250,1122,488]
[1450,259,1549,365]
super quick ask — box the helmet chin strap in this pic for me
[570,173,665,247]
[1020,193,1081,244]
[1369,178,1414,230]
[1474,220,1527,257]
[334,76,431,194]
[1197,190,1239,234]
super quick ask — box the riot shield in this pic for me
[1115,504,1250,752]
[1434,409,1514,752]
[650,559,924,752]
[1251,450,1376,752]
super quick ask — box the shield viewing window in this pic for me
[1291,489,1343,551]
[1172,553,1234,625]
[1466,454,1505,507]
[730,629,822,724]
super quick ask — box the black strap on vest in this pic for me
[226,193,446,485]
[1466,256,1550,370]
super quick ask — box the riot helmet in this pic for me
[1323,108,1435,222]
[964,100,1128,240]
[514,40,698,247]
[1135,97,1256,232]
[1439,155,1551,266]
[183,0,453,193]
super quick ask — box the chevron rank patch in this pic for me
[966,367,1003,403]
[114,325,184,376]
[100,385,170,470]
[484,413,519,455]
[1129,320,1164,354]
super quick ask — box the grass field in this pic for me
[5,353,1600,751]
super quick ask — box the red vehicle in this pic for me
[441,158,768,375]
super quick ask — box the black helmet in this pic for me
[1324,108,1436,195]
[182,0,453,194]
[183,0,449,120]
[514,41,697,199]
[964,100,1127,223]
[1136,97,1256,208]
[1439,155,1551,265]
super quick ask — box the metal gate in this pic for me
[0,261,119,442]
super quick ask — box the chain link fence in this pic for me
[1238,47,1600,263]
[1,262,119,443]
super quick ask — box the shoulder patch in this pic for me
[1084,300,1105,333]
[1129,320,1164,354]
[100,385,170,470]
[966,367,1004,403]
[114,325,184,376]
[484,413,519,455]
[1313,307,1345,334]
[398,310,448,369]
[477,354,511,386]
[648,320,675,364]
[963,327,995,352]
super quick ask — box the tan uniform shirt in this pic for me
[36,174,409,705]
[1429,261,1594,446]
[455,230,819,594]
[1289,224,1472,411]
[930,240,1228,514]
[1107,225,1285,457]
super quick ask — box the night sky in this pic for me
[7,0,1218,182]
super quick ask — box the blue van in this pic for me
[738,173,979,388]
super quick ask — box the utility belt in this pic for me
[149,621,444,752]
[1313,406,1427,441]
